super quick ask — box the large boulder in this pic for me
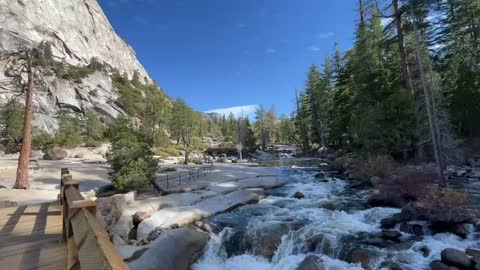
[430,260,450,270]
[440,248,473,269]
[296,255,325,270]
[128,227,209,270]
[224,220,302,259]
[137,189,265,240]
[367,191,408,208]
[348,248,377,270]
[43,147,68,160]
[302,234,333,255]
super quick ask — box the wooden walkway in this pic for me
[0,202,66,270]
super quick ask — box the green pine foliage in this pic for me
[0,99,25,153]
[106,116,158,193]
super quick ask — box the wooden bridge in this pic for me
[0,169,128,270]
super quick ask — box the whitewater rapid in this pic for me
[192,165,479,270]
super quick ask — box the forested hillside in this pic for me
[270,0,480,169]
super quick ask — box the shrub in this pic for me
[357,155,397,180]
[0,99,24,153]
[32,129,54,149]
[54,111,84,147]
[154,146,181,158]
[421,187,469,209]
[113,159,153,193]
[380,169,438,200]
[106,116,158,193]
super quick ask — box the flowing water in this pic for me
[193,163,480,270]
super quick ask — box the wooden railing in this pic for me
[60,168,128,270]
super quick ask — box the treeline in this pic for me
[284,0,480,168]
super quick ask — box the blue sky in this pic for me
[98,0,358,117]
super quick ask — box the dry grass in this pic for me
[422,187,469,209]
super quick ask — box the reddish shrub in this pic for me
[357,155,397,181]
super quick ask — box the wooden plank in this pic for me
[69,209,128,270]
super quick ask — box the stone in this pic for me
[320,202,336,211]
[370,176,382,187]
[129,228,208,270]
[381,213,405,229]
[379,261,402,270]
[381,230,402,240]
[314,172,327,179]
[441,248,473,269]
[466,248,480,258]
[293,191,305,199]
[137,189,265,240]
[368,192,408,208]
[43,147,68,160]
[252,222,299,259]
[0,0,150,81]
[73,153,85,158]
[303,234,332,255]
[0,0,151,134]
[348,248,376,270]
[296,255,325,270]
[132,212,151,227]
[400,222,424,236]
[430,260,450,270]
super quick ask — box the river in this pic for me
[192,161,480,270]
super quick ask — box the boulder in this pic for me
[399,222,424,236]
[379,261,402,270]
[370,176,382,187]
[43,147,68,160]
[133,212,151,227]
[430,260,450,270]
[303,234,332,255]
[251,222,300,258]
[137,189,265,240]
[381,230,402,240]
[466,248,480,258]
[296,255,325,270]
[381,213,405,229]
[129,227,209,270]
[368,192,408,208]
[348,248,376,270]
[293,192,305,199]
[440,248,473,269]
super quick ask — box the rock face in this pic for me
[128,228,209,270]
[136,189,266,240]
[0,0,150,80]
[0,0,151,133]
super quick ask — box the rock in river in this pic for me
[129,227,208,270]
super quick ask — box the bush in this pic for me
[0,99,24,153]
[421,187,469,209]
[113,159,152,193]
[32,129,54,149]
[106,116,158,193]
[54,111,84,147]
[380,169,438,200]
[154,146,181,158]
[357,155,397,181]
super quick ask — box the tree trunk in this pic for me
[408,2,447,186]
[184,147,189,165]
[392,0,414,95]
[14,70,34,189]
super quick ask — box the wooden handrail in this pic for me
[60,168,128,270]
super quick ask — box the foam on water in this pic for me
[193,167,480,270]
